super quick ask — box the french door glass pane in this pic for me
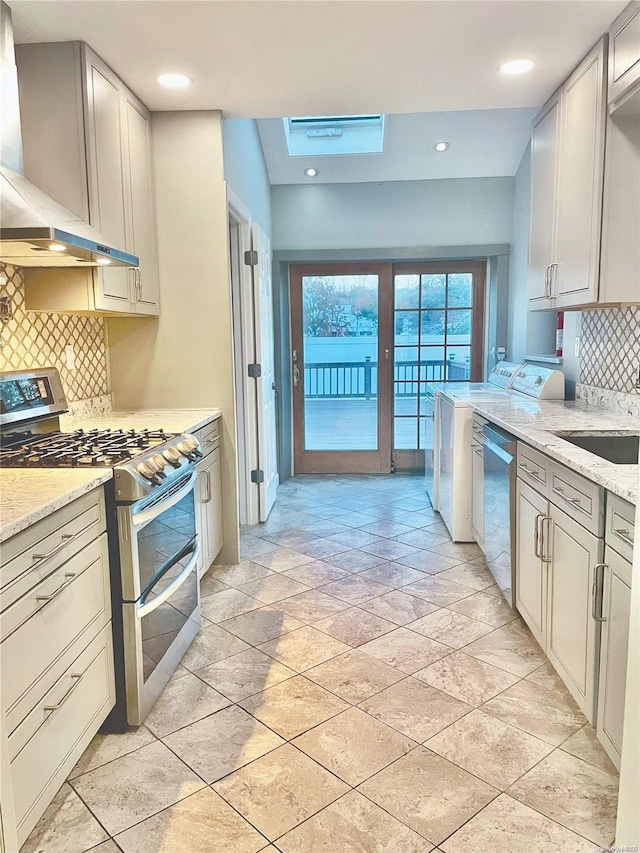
[394,275,420,309]
[421,275,447,308]
[302,274,379,451]
[394,416,418,449]
[394,383,418,415]
[395,310,420,343]
[446,273,473,308]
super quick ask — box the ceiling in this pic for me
[9,1,625,119]
[258,109,538,184]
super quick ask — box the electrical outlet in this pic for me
[65,344,76,370]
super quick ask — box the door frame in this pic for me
[290,262,393,474]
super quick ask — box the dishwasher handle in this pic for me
[483,435,515,466]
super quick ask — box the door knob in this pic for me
[293,365,300,386]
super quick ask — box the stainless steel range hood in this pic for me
[0,2,138,269]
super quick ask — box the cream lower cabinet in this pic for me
[515,480,548,648]
[194,420,223,578]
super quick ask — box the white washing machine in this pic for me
[424,361,523,511]
[437,364,565,542]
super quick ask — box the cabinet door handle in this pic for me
[613,527,634,547]
[541,516,553,563]
[201,470,212,503]
[32,533,75,566]
[534,513,544,558]
[44,673,83,712]
[36,572,77,603]
[549,262,557,295]
[591,562,608,622]
[544,265,550,298]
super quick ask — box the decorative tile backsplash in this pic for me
[580,305,640,394]
[0,263,109,402]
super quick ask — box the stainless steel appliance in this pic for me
[482,423,518,605]
[0,368,202,728]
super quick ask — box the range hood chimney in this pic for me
[0,1,138,268]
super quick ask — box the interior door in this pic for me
[253,225,279,520]
[290,263,393,474]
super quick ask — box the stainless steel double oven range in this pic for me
[0,368,203,730]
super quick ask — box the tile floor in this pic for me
[23,474,619,853]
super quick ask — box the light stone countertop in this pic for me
[0,409,221,544]
[0,468,113,544]
[469,397,639,505]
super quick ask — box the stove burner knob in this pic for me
[162,447,182,467]
[136,460,161,483]
[151,454,167,476]
[182,434,203,458]
[177,438,199,460]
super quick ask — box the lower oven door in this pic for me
[119,471,202,724]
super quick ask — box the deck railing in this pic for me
[304,359,470,399]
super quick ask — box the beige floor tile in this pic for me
[324,549,387,572]
[306,649,405,703]
[446,591,517,627]
[415,651,519,706]
[358,747,498,845]
[327,528,383,549]
[359,590,439,625]
[426,709,553,790]
[394,529,450,550]
[359,539,421,561]
[70,741,205,836]
[463,620,547,677]
[441,793,595,853]
[294,538,351,559]
[409,609,494,649]
[219,606,304,645]
[199,573,229,598]
[282,561,349,587]
[200,588,263,623]
[403,576,475,607]
[68,727,156,779]
[430,542,484,562]
[395,550,463,573]
[359,678,472,742]
[314,607,396,646]
[180,624,250,671]
[319,575,392,605]
[82,842,119,852]
[162,705,284,782]
[560,725,618,773]
[293,707,415,785]
[144,673,230,737]
[241,537,280,559]
[21,783,108,853]
[114,788,267,853]
[507,749,619,846]
[260,528,317,549]
[274,589,349,623]
[195,648,295,702]
[251,548,316,572]
[276,789,433,852]
[359,520,417,538]
[359,627,451,674]
[239,675,349,739]
[437,562,496,591]
[208,562,274,587]
[238,574,311,604]
[481,678,587,746]
[213,743,349,841]
[525,661,574,693]
[360,562,426,587]
[258,625,351,671]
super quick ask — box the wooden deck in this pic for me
[303,398,431,451]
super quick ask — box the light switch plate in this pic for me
[574,337,581,358]
[65,344,76,370]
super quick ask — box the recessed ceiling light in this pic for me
[49,242,66,252]
[500,59,534,75]
[96,257,112,266]
[157,73,192,88]
[433,141,450,152]
[304,168,319,177]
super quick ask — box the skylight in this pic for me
[284,115,385,157]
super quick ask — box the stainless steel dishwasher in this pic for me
[483,423,518,606]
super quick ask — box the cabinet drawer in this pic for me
[10,625,115,845]
[1,534,111,724]
[472,414,486,443]
[517,444,551,495]
[550,466,604,536]
[605,493,635,562]
[1,487,106,610]
[194,419,220,458]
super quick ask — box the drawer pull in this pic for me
[591,563,608,623]
[552,486,590,516]
[36,572,77,603]
[44,673,83,713]
[614,527,634,547]
[32,533,75,565]
[518,463,544,484]
[204,435,218,446]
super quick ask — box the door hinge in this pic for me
[244,250,258,266]
[247,363,262,378]
[251,469,265,484]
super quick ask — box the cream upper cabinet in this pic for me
[609,1,640,110]
[528,94,560,309]
[15,42,159,317]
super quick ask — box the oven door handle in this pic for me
[132,470,197,528]
[136,542,201,619]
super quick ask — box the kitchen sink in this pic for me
[555,432,640,465]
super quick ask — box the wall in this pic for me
[0,262,108,402]
[222,118,272,238]
[272,177,515,251]
[107,111,240,564]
